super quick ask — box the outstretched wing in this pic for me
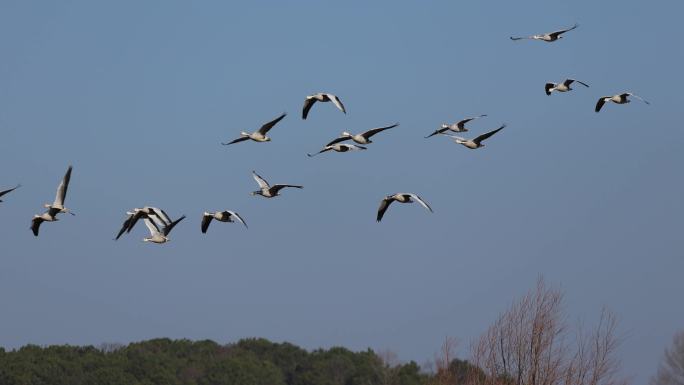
[31,217,44,237]
[54,165,73,206]
[328,94,346,114]
[163,215,185,236]
[307,147,331,157]
[458,115,487,127]
[258,112,287,135]
[221,136,249,146]
[0,184,20,199]
[595,97,608,113]
[627,93,650,105]
[407,193,433,213]
[425,126,450,138]
[271,184,303,195]
[362,123,399,139]
[473,124,506,145]
[115,214,134,240]
[252,171,270,189]
[143,218,161,236]
[201,214,213,234]
[302,97,317,120]
[566,79,589,88]
[376,197,394,222]
[227,210,248,228]
[325,135,351,147]
[550,23,579,37]
[545,83,555,95]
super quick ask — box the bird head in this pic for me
[341,131,352,137]
[250,191,262,196]
[240,131,249,137]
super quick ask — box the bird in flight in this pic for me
[302,93,346,119]
[201,210,248,233]
[545,79,589,95]
[30,165,75,236]
[595,92,650,112]
[221,113,287,145]
[142,214,186,244]
[307,143,367,157]
[510,23,579,42]
[325,123,398,146]
[376,193,433,222]
[441,124,506,149]
[425,115,487,138]
[250,171,303,198]
[0,184,20,203]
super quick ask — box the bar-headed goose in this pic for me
[377,193,433,222]
[0,184,20,202]
[201,210,248,233]
[595,93,650,112]
[124,206,172,234]
[425,115,486,138]
[221,113,287,145]
[307,143,367,157]
[30,165,75,236]
[545,79,589,95]
[442,124,506,149]
[510,23,578,42]
[325,123,398,146]
[143,214,185,244]
[251,171,302,198]
[302,93,346,119]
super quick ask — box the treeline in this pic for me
[0,337,477,385]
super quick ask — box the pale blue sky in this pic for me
[1,1,682,383]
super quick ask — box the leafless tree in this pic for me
[467,278,626,385]
[651,330,684,385]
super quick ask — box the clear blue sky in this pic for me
[1,1,682,383]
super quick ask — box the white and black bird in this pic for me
[251,171,302,198]
[441,124,506,149]
[325,123,398,146]
[124,206,173,235]
[302,93,346,119]
[307,143,367,157]
[545,79,589,95]
[425,115,486,138]
[30,165,75,237]
[142,214,186,244]
[0,184,20,202]
[221,113,287,145]
[595,92,650,113]
[510,23,578,42]
[201,210,248,233]
[376,193,433,222]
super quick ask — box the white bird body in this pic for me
[31,165,74,236]
[251,171,302,198]
[442,124,506,149]
[143,218,168,243]
[325,123,398,146]
[222,113,286,145]
[425,115,486,138]
[545,79,589,95]
[595,92,650,112]
[142,213,185,243]
[201,210,248,233]
[376,193,433,222]
[510,24,579,42]
[307,143,367,157]
[302,93,346,119]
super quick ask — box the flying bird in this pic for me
[595,93,650,113]
[325,123,399,146]
[30,165,75,236]
[142,214,186,244]
[0,184,20,202]
[302,93,346,119]
[425,115,487,138]
[545,79,589,95]
[114,212,135,240]
[251,171,302,198]
[441,124,506,149]
[124,206,173,234]
[510,23,579,42]
[376,193,433,222]
[221,113,287,145]
[201,210,248,233]
[307,143,367,157]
